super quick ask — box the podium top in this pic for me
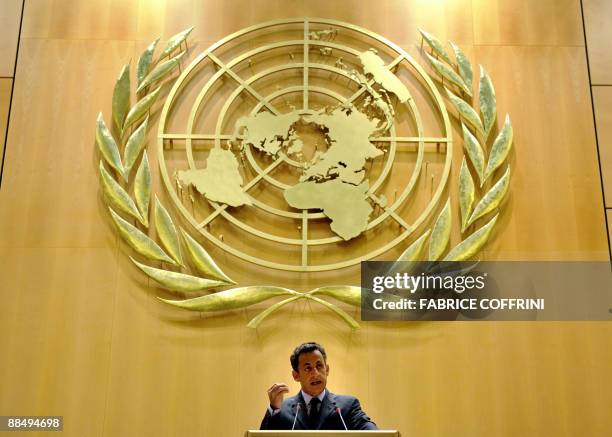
[246,431,399,436]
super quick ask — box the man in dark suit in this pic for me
[260,342,378,430]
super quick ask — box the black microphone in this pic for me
[291,403,302,431]
[335,406,348,430]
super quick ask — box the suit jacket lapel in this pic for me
[314,391,335,430]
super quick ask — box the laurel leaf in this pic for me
[99,161,144,224]
[311,286,361,307]
[123,116,148,176]
[154,196,182,265]
[112,63,130,131]
[479,66,497,140]
[418,29,452,64]
[461,123,485,184]
[443,214,498,261]
[159,27,193,61]
[303,294,360,329]
[137,51,185,94]
[467,166,510,227]
[137,38,159,87]
[159,286,296,311]
[134,152,151,227]
[247,295,304,329]
[123,86,161,133]
[450,41,473,91]
[484,114,513,182]
[426,52,472,97]
[95,113,126,180]
[446,89,484,136]
[398,229,431,262]
[180,228,235,284]
[459,158,476,232]
[109,207,176,265]
[131,257,225,292]
[429,199,452,261]
[385,229,431,276]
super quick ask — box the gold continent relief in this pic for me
[179,50,410,241]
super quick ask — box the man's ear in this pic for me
[326,363,330,375]
[292,370,299,381]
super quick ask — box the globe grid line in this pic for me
[303,19,309,110]
[160,133,450,144]
[157,17,453,272]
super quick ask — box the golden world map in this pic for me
[178,50,411,241]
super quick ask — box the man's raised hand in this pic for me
[267,383,289,410]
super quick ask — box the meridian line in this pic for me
[208,53,280,115]
[386,210,413,231]
[369,193,412,231]
[346,78,374,104]
[303,19,309,110]
[389,54,404,70]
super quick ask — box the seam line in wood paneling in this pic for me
[0,0,25,190]
[579,0,612,261]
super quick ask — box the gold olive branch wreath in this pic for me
[95,27,512,330]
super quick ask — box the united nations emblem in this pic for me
[95,19,512,328]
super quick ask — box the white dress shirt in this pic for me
[268,389,327,415]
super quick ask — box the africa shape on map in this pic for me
[178,49,411,241]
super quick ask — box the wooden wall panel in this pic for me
[0,38,137,249]
[102,251,247,436]
[583,0,612,85]
[0,1,611,437]
[0,247,117,437]
[475,45,608,260]
[0,0,22,76]
[367,322,612,436]
[0,79,11,170]
[593,87,612,208]
[472,0,583,46]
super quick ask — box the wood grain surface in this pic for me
[0,1,611,436]
[0,79,11,170]
[593,87,612,208]
[583,0,612,84]
[0,0,22,77]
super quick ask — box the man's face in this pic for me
[292,350,329,397]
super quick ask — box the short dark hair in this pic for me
[290,342,327,371]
